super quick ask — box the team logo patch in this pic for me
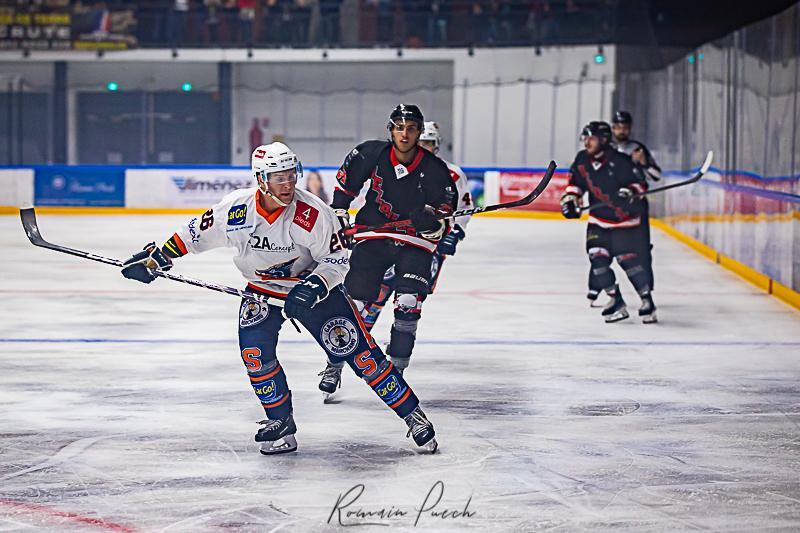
[240,300,270,327]
[228,204,247,226]
[376,375,405,404]
[320,317,359,357]
[292,201,319,232]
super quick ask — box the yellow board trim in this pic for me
[2,205,797,311]
[651,218,799,312]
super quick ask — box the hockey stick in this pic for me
[19,207,304,331]
[343,160,557,236]
[580,151,713,213]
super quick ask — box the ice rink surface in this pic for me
[1,213,799,532]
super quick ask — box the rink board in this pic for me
[1,214,799,531]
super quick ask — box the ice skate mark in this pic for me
[0,499,137,532]
[214,438,242,464]
[0,435,118,482]
[568,401,641,416]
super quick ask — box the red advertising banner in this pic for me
[497,170,570,212]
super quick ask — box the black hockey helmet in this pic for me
[612,110,633,124]
[387,104,424,131]
[581,121,612,143]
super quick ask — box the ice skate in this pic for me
[318,363,342,403]
[587,289,606,308]
[404,407,438,453]
[256,414,298,455]
[601,288,629,323]
[639,293,658,323]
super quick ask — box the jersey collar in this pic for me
[255,189,287,224]
[390,145,424,175]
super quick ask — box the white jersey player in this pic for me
[121,142,439,455]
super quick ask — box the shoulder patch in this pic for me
[293,200,319,232]
[448,169,460,183]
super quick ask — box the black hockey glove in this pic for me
[617,187,634,203]
[121,242,173,284]
[333,208,353,249]
[283,274,329,321]
[410,206,445,239]
[437,224,466,256]
[560,194,581,219]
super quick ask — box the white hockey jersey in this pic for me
[165,187,348,298]
[444,160,472,230]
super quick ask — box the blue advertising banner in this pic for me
[34,167,125,207]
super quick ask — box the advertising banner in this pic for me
[34,167,125,207]
[126,167,367,210]
[496,169,570,212]
[0,1,137,51]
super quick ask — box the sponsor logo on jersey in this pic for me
[323,256,349,265]
[255,258,299,281]
[292,201,319,232]
[320,317,359,357]
[253,379,277,403]
[187,217,201,244]
[375,374,405,404]
[240,300,270,328]
[249,234,296,253]
[228,204,248,226]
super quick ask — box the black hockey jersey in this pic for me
[565,148,648,229]
[331,140,457,252]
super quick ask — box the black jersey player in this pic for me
[317,104,457,399]
[612,110,659,294]
[560,121,657,323]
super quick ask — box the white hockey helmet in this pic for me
[419,121,442,152]
[251,142,302,184]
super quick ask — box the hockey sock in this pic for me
[366,361,419,418]
[617,253,651,295]
[248,361,292,419]
[588,247,616,290]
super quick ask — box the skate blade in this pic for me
[322,391,337,403]
[641,312,658,324]
[417,438,438,454]
[259,434,298,455]
[589,300,604,308]
[604,308,630,323]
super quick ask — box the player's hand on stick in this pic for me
[437,224,465,255]
[333,208,354,249]
[121,242,173,284]
[410,206,445,239]
[617,187,634,203]
[283,274,328,321]
[560,194,581,219]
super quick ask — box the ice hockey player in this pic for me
[346,121,472,378]
[560,121,657,323]
[317,105,457,400]
[120,142,438,454]
[611,110,660,294]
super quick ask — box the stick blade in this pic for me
[20,206,47,247]
[700,150,713,174]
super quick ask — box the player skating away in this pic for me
[317,105,457,401]
[360,121,472,342]
[560,121,657,323]
[612,110,659,295]
[120,142,438,454]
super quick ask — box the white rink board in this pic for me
[1,214,799,531]
[0,168,34,206]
